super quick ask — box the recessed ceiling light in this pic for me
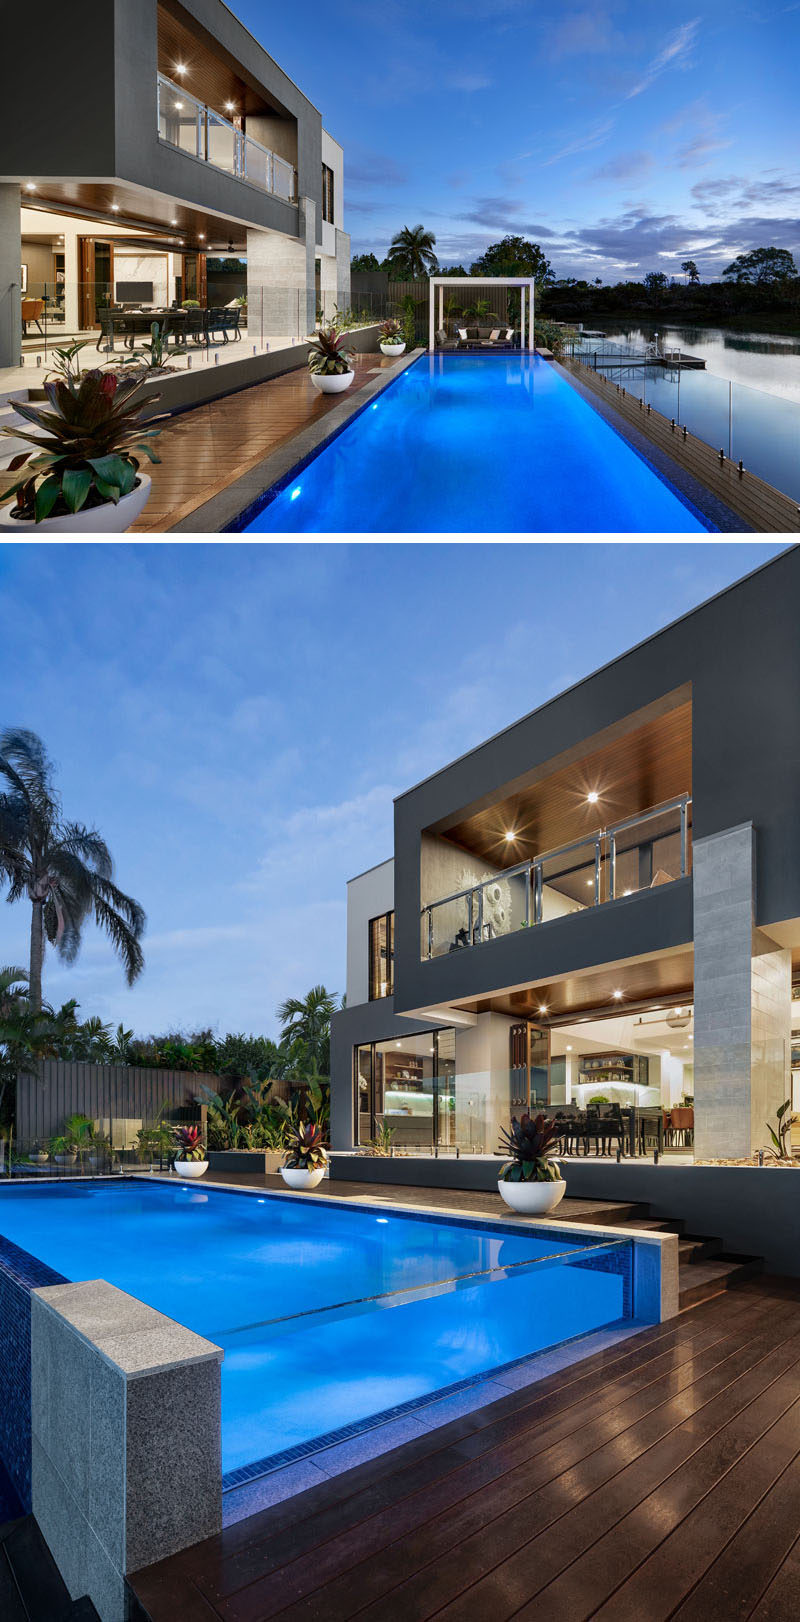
[504,829,516,842]
[613,989,623,1000]
[170,218,178,225]
[623,888,632,896]
[25,182,36,192]
[539,1003,548,1014]
[198,232,205,239]
[225,100,235,112]
[587,791,599,804]
[174,100,184,110]
[586,878,593,887]
[110,203,119,212]
[395,1042,401,1048]
[175,62,187,75]
[566,1044,572,1051]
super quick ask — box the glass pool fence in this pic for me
[568,340,800,503]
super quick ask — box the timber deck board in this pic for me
[126,356,382,533]
[129,1279,800,1622]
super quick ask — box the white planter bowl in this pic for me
[280,1165,326,1190]
[54,1152,77,1166]
[380,342,406,356]
[309,370,354,394]
[498,1177,566,1215]
[0,474,151,534]
[173,1159,208,1179]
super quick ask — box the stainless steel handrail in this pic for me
[157,75,297,198]
[421,793,692,956]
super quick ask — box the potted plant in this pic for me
[307,326,355,394]
[0,369,160,533]
[172,1124,208,1179]
[50,1134,78,1167]
[378,319,406,358]
[280,1119,328,1190]
[27,1142,49,1166]
[497,1112,566,1214]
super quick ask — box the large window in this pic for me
[354,1028,455,1147]
[322,163,335,224]
[368,911,394,999]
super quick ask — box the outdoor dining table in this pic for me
[96,308,188,352]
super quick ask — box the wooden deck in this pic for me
[127,355,383,534]
[564,359,799,533]
[130,1276,800,1622]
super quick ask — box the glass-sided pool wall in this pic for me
[0,1229,66,1509]
[0,1180,644,1500]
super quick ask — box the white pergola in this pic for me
[428,276,537,353]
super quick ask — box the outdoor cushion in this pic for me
[458,328,468,339]
[505,328,515,340]
[489,329,501,341]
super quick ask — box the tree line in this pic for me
[353,230,800,319]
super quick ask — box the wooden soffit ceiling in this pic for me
[437,695,692,870]
[458,947,695,1024]
[158,0,289,120]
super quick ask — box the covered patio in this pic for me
[427,275,537,353]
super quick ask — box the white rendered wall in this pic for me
[346,858,394,1008]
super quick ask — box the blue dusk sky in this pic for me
[0,542,788,1039]
[233,0,799,281]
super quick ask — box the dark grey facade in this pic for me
[332,547,800,1159]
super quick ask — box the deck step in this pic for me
[679,1255,763,1309]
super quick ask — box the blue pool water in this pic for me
[0,1182,629,1476]
[241,354,710,533]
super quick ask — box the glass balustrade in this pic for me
[156,75,296,200]
[420,796,691,958]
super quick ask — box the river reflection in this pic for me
[581,322,800,403]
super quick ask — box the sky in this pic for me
[232,0,800,282]
[0,541,789,1040]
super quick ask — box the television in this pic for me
[115,281,154,304]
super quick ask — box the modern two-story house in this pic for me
[331,548,800,1166]
[0,0,349,368]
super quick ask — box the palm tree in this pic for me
[387,225,438,280]
[681,259,700,284]
[0,729,145,1010]
[276,985,338,1076]
[0,967,61,1123]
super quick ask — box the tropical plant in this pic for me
[181,298,201,308]
[387,225,438,280]
[174,1124,206,1162]
[368,1120,395,1156]
[588,1094,611,1106]
[0,371,161,524]
[195,1083,249,1150]
[498,1112,562,1184]
[63,1112,94,1150]
[378,318,403,344]
[0,730,145,1010]
[765,1097,795,1161]
[49,1134,77,1159]
[306,326,354,376]
[283,1117,328,1172]
[46,341,90,389]
[120,321,170,372]
[533,318,579,358]
[276,985,338,1075]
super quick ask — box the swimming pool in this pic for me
[238,354,710,533]
[0,1180,630,1481]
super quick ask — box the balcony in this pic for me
[421,796,691,960]
[157,75,296,202]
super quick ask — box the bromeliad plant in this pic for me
[0,370,161,524]
[282,1118,328,1173]
[173,1124,206,1163]
[307,325,354,377]
[498,1112,562,1184]
[378,318,403,344]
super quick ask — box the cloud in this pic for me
[460,195,557,235]
[591,150,653,182]
[625,19,700,99]
[545,118,615,166]
[347,153,408,188]
[677,135,733,168]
